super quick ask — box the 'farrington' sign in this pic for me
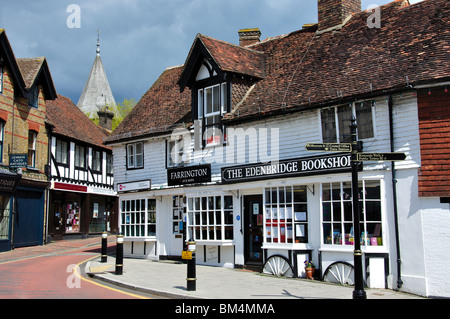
[168,164,211,186]
[221,154,353,184]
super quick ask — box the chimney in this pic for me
[318,0,361,31]
[98,108,114,131]
[238,28,261,47]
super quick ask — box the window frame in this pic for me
[28,85,39,109]
[120,198,157,238]
[197,82,228,148]
[321,100,375,143]
[263,185,309,245]
[126,142,144,170]
[320,179,383,248]
[27,130,37,168]
[55,138,69,166]
[74,144,86,170]
[0,67,3,95]
[91,149,102,173]
[186,195,234,242]
[106,153,113,175]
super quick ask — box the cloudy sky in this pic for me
[1,0,423,106]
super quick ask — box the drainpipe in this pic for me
[388,94,403,289]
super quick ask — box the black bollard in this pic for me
[115,234,124,275]
[101,231,108,263]
[186,239,196,291]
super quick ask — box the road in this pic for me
[0,238,151,299]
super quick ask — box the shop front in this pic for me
[0,170,21,252]
[118,153,393,289]
[48,182,118,240]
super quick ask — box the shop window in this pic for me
[121,198,156,237]
[27,131,37,167]
[187,195,233,241]
[173,195,185,235]
[321,180,382,247]
[0,196,11,240]
[75,145,86,169]
[66,201,81,233]
[126,142,144,169]
[321,100,374,143]
[264,185,308,244]
[56,139,68,165]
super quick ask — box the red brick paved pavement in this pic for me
[0,237,116,264]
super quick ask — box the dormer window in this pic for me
[197,82,228,147]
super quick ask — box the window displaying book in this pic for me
[264,185,308,244]
[187,195,233,241]
[65,201,80,233]
[321,180,382,246]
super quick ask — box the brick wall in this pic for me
[318,0,361,31]
[417,86,450,197]
[0,66,48,182]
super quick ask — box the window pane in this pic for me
[205,87,213,114]
[356,101,374,139]
[212,85,220,113]
[337,104,352,143]
[321,108,336,143]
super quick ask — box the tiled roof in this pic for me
[16,58,45,89]
[105,66,191,144]
[108,0,449,141]
[224,0,450,122]
[46,94,111,150]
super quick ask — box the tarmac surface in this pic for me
[0,237,425,300]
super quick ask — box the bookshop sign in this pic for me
[221,154,353,184]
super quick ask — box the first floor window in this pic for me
[187,195,233,241]
[264,185,308,244]
[0,67,3,94]
[56,139,68,164]
[92,149,102,172]
[27,131,37,167]
[29,85,39,108]
[321,180,382,247]
[106,153,113,175]
[127,142,143,169]
[121,198,156,237]
[321,100,374,143]
[75,145,86,168]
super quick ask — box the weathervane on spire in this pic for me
[96,28,100,56]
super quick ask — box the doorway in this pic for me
[243,195,264,266]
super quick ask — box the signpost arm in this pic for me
[350,117,367,299]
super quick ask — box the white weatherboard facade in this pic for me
[111,90,450,298]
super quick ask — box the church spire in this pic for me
[96,28,100,56]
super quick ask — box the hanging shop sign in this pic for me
[168,164,211,186]
[0,171,22,194]
[221,153,356,184]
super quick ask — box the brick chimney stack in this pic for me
[98,108,114,131]
[318,0,361,31]
[238,28,261,47]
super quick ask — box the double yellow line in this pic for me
[74,255,149,299]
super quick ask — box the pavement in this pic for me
[0,237,425,300]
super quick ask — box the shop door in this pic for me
[13,189,44,248]
[244,195,264,265]
[171,195,186,256]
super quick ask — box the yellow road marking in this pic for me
[74,255,149,299]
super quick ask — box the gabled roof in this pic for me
[178,34,266,91]
[105,66,191,144]
[224,0,450,123]
[46,94,111,150]
[0,29,27,97]
[17,57,57,100]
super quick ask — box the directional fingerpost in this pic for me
[357,152,406,162]
[305,143,352,152]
